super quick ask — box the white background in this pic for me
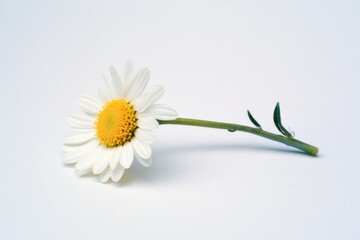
[1,0,359,239]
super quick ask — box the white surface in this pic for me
[1,1,359,239]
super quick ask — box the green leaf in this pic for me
[273,102,292,138]
[247,110,262,129]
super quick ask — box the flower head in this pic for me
[63,62,178,182]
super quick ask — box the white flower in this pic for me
[63,62,178,182]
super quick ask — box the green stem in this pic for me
[158,118,318,156]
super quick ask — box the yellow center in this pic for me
[95,99,138,147]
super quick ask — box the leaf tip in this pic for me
[247,110,262,129]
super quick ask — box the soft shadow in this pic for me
[156,142,303,155]
[62,143,319,187]
[118,142,314,186]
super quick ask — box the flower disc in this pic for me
[95,99,137,147]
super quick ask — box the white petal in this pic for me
[131,138,152,160]
[78,96,103,115]
[99,167,111,183]
[67,128,94,133]
[102,74,117,100]
[62,133,96,153]
[66,115,95,129]
[135,128,154,144]
[99,76,113,102]
[119,142,134,169]
[63,144,77,153]
[75,152,97,171]
[123,60,134,82]
[93,147,111,174]
[111,164,125,182]
[133,86,164,113]
[64,139,99,163]
[140,104,178,120]
[137,117,159,130]
[109,65,124,98]
[75,168,92,176]
[63,131,96,145]
[75,145,101,171]
[135,151,152,167]
[110,147,121,170]
[76,158,96,172]
[125,68,150,101]
[63,138,90,153]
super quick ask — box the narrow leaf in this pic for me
[273,102,292,138]
[247,110,262,129]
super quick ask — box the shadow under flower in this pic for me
[118,142,311,186]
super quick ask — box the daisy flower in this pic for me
[64,62,318,184]
[63,62,178,182]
